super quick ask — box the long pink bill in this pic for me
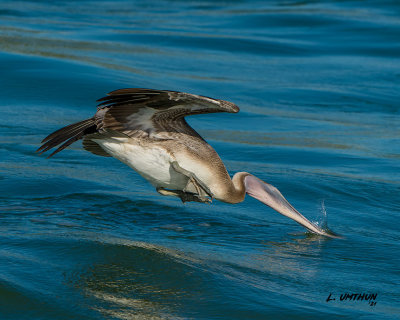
[244,175,340,238]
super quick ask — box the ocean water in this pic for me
[0,0,399,319]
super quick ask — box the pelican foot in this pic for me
[171,161,214,200]
[157,187,211,204]
[179,192,212,204]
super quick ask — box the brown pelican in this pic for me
[37,88,338,237]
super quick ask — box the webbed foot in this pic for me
[157,187,212,204]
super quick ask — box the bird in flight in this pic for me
[37,88,338,237]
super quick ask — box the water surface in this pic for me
[0,1,399,319]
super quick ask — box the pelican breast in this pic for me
[93,136,188,189]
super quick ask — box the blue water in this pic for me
[1,0,399,319]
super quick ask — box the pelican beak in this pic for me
[244,175,340,238]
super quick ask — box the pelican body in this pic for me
[38,88,338,238]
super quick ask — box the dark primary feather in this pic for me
[97,88,239,113]
[37,119,96,158]
[37,88,239,157]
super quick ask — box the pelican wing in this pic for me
[95,88,239,139]
[37,88,239,158]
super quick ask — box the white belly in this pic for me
[93,138,188,189]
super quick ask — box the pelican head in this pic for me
[232,173,340,238]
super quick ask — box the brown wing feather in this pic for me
[95,88,239,139]
[82,138,111,157]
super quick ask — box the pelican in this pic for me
[37,88,338,237]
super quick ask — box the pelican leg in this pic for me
[171,161,214,200]
[156,187,211,204]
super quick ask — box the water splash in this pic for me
[319,199,328,230]
[313,199,342,239]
